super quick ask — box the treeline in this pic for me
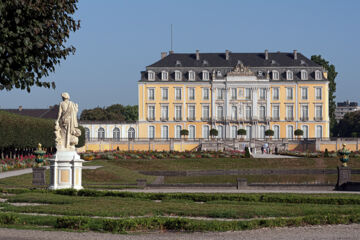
[80,104,138,122]
[336,110,360,137]
[0,110,85,159]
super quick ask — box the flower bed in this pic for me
[0,155,51,172]
[80,150,245,161]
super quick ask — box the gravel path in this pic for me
[0,224,360,240]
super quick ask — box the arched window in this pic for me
[175,125,181,139]
[315,70,322,80]
[231,125,238,139]
[286,70,293,80]
[273,125,280,139]
[272,70,279,80]
[113,127,120,140]
[287,125,294,139]
[259,106,266,120]
[302,125,309,139]
[98,127,105,140]
[202,125,210,139]
[148,126,155,139]
[85,127,90,141]
[161,126,169,139]
[316,125,323,139]
[128,127,135,139]
[259,125,266,139]
[218,125,224,139]
[301,70,308,80]
[189,125,196,139]
[246,125,252,139]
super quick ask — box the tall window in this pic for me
[161,106,168,120]
[245,88,251,100]
[272,70,279,80]
[259,125,265,139]
[85,128,90,141]
[218,125,224,139]
[113,127,120,140]
[272,105,280,120]
[188,88,195,100]
[259,88,266,100]
[161,88,168,100]
[202,70,209,80]
[286,105,294,120]
[128,127,135,139]
[231,88,237,100]
[286,70,293,80]
[272,88,279,100]
[175,88,182,100]
[316,125,323,139]
[286,88,293,100]
[161,71,168,80]
[161,126,168,139]
[231,126,237,139]
[287,125,294,139]
[175,125,181,138]
[231,106,237,120]
[98,128,105,140]
[301,105,309,120]
[273,125,280,139]
[148,126,155,139]
[315,70,322,80]
[217,88,225,100]
[302,125,309,138]
[315,87,322,100]
[148,88,155,100]
[148,106,155,120]
[175,70,182,81]
[315,105,323,120]
[202,125,210,139]
[188,71,195,81]
[246,126,252,139]
[189,125,195,138]
[202,105,209,120]
[259,106,266,120]
[217,106,224,120]
[148,71,155,81]
[188,105,196,120]
[301,87,308,100]
[301,70,308,80]
[175,105,182,120]
[203,88,209,100]
[245,106,252,120]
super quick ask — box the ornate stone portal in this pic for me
[49,92,84,190]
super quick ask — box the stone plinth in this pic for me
[336,166,351,190]
[32,167,46,186]
[48,151,84,190]
[237,178,248,189]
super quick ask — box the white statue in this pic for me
[55,92,81,151]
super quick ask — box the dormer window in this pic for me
[161,71,168,81]
[175,70,182,81]
[301,70,308,80]
[315,70,322,80]
[217,71,222,77]
[202,70,209,80]
[272,70,279,80]
[188,71,195,81]
[148,71,155,81]
[175,60,182,67]
[286,70,293,80]
[257,71,263,77]
[202,60,208,66]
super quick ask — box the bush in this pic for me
[0,213,18,224]
[55,216,89,230]
[324,148,329,158]
[245,147,251,158]
[75,125,86,148]
[265,129,274,137]
[237,129,246,136]
[294,129,304,137]
[210,129,218,138]
[180,129,189,138]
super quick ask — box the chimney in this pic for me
[18,106,23,111]
[196,50,200,61]
[161,52,167,59]
[225,50,230,61]
[293,50,297,60]
[265,49,269,60]
[169,50,174,54]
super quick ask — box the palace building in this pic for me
[137,50,329,140]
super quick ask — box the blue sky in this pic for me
[0,0,359,112]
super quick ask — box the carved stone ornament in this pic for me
[227,63,255,76]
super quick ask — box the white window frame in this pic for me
[245,106,252,120]
[301,70,308,80]
[148,126,155,139]
[148,88,155,101]
[217,105,224,120]
[272,105,280,120]
[188,87,195,100]
[273,125,280,139]
[301,125,309,138]
[315,70,322,80]
[286,125,294,139]
[175,105,182,121]
[147,105,155,120]
[175,88,182,100]
[272,70,279,80]
[188,70,195,81]
[202,70,209,80]
[188,105,196,121]
[259,88,266,100]
[231,125,238,139]
[286,105,294,120]
[161,88,168,100]
[315,104,323,120]
[259,125,266,139]
[231,88,237,100]
[161,105,169,121]
[301,104,309,120]
[161,71,168,81]
[161,125,169,139]
[202,125,210,139]
[231,106,237,120]
[245,88,252,100]
[202,105,210,120]
[259,106,266,120]
[113,127,120,140]
[175,70,182,81]
[301,87,308,100]
[217,88,224,100]
[286,87,293,100]
[286,70,293,80]
[315,87,322,100]
[175,125,181,139]
[316,125,323,139]
[148,70,155,81]
[272,87,279,100]
[202,88,209,100]
[189,125,196,139]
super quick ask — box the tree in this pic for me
[0,0,80,92]
[294,129,304,138]
[337,111,360,137]
[265,129,274,138]
[237,129,246,138]
[80,104,138,122]
[180,129,189,138]
[210,129,218,138]
[311,55,337,136]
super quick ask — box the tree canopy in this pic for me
[337,111,360,137]
[0,0,80,92]
[80,104,138,122]
[311,55,337,136]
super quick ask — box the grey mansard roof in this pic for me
[148,52,320,68]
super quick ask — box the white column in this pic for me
[211,87,215,120]
[252,87,258,119]
[266,87,271,120]
[295,84,298,130]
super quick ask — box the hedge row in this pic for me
[1,213,360,233]
[54,189,360,205]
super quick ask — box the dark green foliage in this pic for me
[294,129,304,137]
[265,129,274,137]
[0,0,80,92]
[245,147,251,158]
[180,129,189,137]
[337,111,360,137]
[0,213,18,224]
[80,104,138,122]
[55,216,89,230]
[237,129,246,136]
[324,148,329,158]
[0,110,55,148]
[311,55,337,136]
[210,129,218,137]
[75,126,85,148]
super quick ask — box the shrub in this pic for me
[0,213,18,224]
[237,129,246,136]
[324,148,329,158]
[55,216,89,230]
[265,129,274,137]
[244,147,251,158]
[180,129,189,138]
[210,129,218,138]
[294,129,304,137]
[75,125,86,148]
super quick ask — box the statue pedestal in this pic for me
[48,151,84,190]
[336,166,351,190]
